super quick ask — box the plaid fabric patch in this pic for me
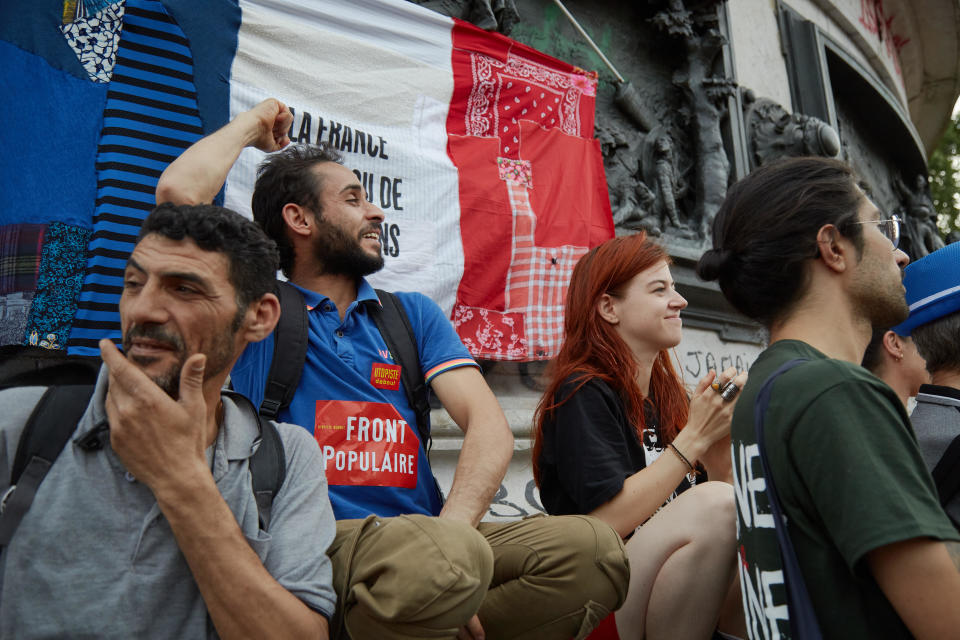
[453,160,589,360]
[501,161,586,359]
[0,224,44,295]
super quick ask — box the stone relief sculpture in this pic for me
[894,174,945,259]
[742,91,840,168]
[407,0,519,34]
[652,0,736,240]
[597,123,657,234]
[642,126,697,237]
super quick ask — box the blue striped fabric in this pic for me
[68,0,204,355]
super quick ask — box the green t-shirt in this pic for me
[732,340,958,640]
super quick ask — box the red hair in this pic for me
[532,233,689,487]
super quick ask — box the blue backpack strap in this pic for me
[225,389,286,532]
[260,280,308,421]
[0,385,94,548]
[753,357,823,640]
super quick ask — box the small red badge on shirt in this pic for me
[371,362,402,390]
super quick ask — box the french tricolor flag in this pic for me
[224,0,613,361]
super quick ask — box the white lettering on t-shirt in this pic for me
[740,562,789,640]
[733,441,775,529]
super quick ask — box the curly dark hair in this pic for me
[139,203,279,311]
[251,144,344,277]
[696,157,865,327]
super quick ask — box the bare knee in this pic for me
[684,481,736,546]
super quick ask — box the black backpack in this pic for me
[0,385,286,552]
[931,422,960,530]
[0,282,436,549]
[260,281,433,453]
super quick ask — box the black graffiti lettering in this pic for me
[525,479,545,513]
[340,125,353,152]
[328,121,342,149]
[685,351,703,377]
[705,352,717,374]
[378,136,388,160]
[720,355,733,371]
[296,111,312,143]
[487,484,529,519]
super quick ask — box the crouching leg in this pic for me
[477,514,629,640]
[330,514,494,639]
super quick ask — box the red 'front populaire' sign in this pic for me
[314,400,419,488]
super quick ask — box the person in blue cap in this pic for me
[895,240,960,529]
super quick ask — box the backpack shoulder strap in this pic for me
[0,385,94,547]
[368,290,432,453]
[260,280,309,420]
[224,389,287,531]
[753,358,822,640]
[931,425,960,509]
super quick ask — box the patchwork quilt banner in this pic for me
[224,0,613,360]
[2,0,613,360]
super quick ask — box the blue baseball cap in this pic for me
[893,241,960,336]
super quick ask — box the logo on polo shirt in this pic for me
[370,362,401,390]
[314,400,418,488]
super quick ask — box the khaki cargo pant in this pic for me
[328,513,628,640]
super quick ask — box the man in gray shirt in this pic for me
[895,240,960,527]
[0,203,336,638]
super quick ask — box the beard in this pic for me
[122,324,235,399]
[312,218,384,278]
[850,255,910,331]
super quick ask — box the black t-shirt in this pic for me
[538,376,692,517]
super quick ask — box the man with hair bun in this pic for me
[697,156,960,640]
[894,241,960,529]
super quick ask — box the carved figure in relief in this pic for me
[894,174,944,258]
[597,122,663,236]
[653,0,736,241]
[743,92,841,168]
[641,127,694,235]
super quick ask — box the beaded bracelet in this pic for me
[668,442,695,473]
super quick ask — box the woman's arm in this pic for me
[591,368,746,537]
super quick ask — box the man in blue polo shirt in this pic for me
[157,98,628,640]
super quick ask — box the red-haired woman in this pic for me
[533,233,746,640]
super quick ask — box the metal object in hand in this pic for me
[720,381,740,402]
